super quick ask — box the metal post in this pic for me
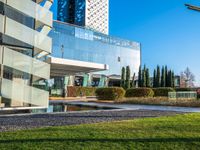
[61,44,64,58]
[185,4,200,12]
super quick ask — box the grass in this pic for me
[117,97,200,107]
[1,113,200,150]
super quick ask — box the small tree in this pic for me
[120,67,125,89]
[146,68,150,87]
[125,66,131,89]
[180,67,195,87]
[161,66,165,87]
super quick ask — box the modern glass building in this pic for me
[0,0,140,104]
[49,21,141,89]
[0,0,53,109]
[57,0,109,34]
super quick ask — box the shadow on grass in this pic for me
[0,138,200,143]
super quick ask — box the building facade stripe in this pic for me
[1,78,49,107]
[0,46,50,80]
[0,14,52,53]
[1,0,53,27]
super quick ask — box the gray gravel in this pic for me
[0,109,184,132]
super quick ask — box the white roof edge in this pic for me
[50,57,109,70]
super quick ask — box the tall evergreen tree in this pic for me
[156,65,161,87]
[138,66,142,87]
[172,71,175,87]
[153,69,157,88]
[142,65,146,87]
[131,73,136,88]
[165,66,168,87]
[161,66,165,87]
[120,67,125,89]
[168,70,172,87]
[125,66,131,89]
[146,68,150,87]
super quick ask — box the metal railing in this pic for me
[168,92,197,100]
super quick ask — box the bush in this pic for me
[125,88,154,98]
[95,87,125,100]
[153,88,175,97]
[67,86,96,97]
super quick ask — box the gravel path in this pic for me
[0,109,184,132]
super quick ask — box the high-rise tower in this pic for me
[57,0,109,34]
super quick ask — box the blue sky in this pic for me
[109,0,200,86]
[51,0,200,86]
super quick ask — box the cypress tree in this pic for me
[161,66,165,87]
[125,66,131,89]
[165,66,168,87]
[172,71,175,87]
[138,66,142,87]
[153,69,157,88]
[156,65,161,87]
[142,65,146,87]
[146,68,150,87]
[131,73,136,88]
[120,67,125,89]
[168,70,172,87]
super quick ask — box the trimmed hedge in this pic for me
[197,89,200,99]
[153,88,175,97]
[95,87,125,100]
[125,88,154,98]
[67,86,96,97]
[175,88,197,92]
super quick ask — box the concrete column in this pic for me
[83,74,89,87]
[98,75,107,87]
[68,75,75,86]
[63,76,69,97]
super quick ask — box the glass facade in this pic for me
[74,0,85,26]
[57,0,85,26]
[56,0,108,34]
[50,21,141,76]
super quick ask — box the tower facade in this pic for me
[57,0,109,34]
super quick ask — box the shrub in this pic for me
[125,88,154,98]
[67,86,96,97]
[153,88,175,97]
[95,87,125,100]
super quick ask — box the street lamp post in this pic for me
[61,44,64,58]
[185,3,200,12]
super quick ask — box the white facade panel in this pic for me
[0,14,4,33]
[2,47,50,80]
[2,15,52,53]
[1,79,49,107]
[4,0,53,27]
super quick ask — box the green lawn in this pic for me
[1,113,200,150]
